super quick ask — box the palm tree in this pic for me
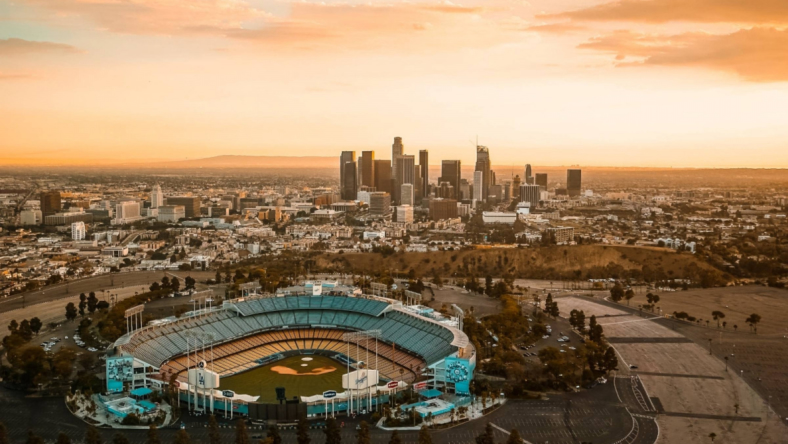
[708,432,717,442]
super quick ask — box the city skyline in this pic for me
[2,0,788,168]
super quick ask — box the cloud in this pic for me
[579,27,788,82]
[0,38,80,55]
[23,0,263,35]
[545,0,788,24]
[524,22,585,34]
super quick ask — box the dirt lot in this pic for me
[628,286,788,336]
[558,296,788,444]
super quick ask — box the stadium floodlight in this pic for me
[124,304,145,334]
[405,290,422,306]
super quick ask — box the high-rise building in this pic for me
[512,175,521,199]
[525,164,533,184]
[40,191,62,219]
[400,183,415,206]
[567,169,582,197]
[391,137,404,180]
[340,151,356,200]
[475,146,491,201]
[342,161,358,200]
[113,201,143,225]
[473,171,484,202]
[419,150,429,197]
[459,179,471,201]
[359,151,375,188]
[394,155,415,205]
[520,184,541,209]
[437,182,455,199]
[429,198,458,221]
[71,221,86,241]
[374,159,392,194]
[150,184,163,208]
[440,160,461,192]
[535,173,548,189]
[369,192,391,216]
[396,205,414,223]
[166,196,201,218]
[158,205,185,223]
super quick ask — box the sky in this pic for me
[1,0,787,167]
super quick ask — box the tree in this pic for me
[624,289,635,306]
[208,416,221,444]
[266,426,282,444]
[324,417,341,444]
[88,292,98,314]
[708,432,717,442]
[65,303,78,322]
[26,431,44,444]
[185,276,196,290]
[388,431,402,444]
[296,414,310,444]
[610,283,624,302]
[418,425,432,444]
[475,423,495,444]
[150,282,161,292]
[236,419,250,444]
[85,427,102,444]
[29,317,42,336]
[57,433,72,444]
[711,311,726,328]
[112,433,130,444]
[174,429,191,444]
[355,421,370,444]
[147,424,162,444]
[506,430,523,444]
[745,314,761,333]
[215,271,222,283]
[79,293,87,317]
[171,277,181,293]
[603,347,619,372]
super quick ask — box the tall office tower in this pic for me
[419,150,429,197]
[437,182,455,199]
[166,196,201,218]
[396,205,414,223]
[567,169,582,197]
[440,160,461,191]
[71,221,86,241]
[359,151,375,188]
[40,191,62,219]
[150,184,164,208]
[535,173,548,189]
[473,170,484,202]
[340,151,356,199]
[520,184,541,209]
[115,201,142,221]
[459,179,470,201]
[475,146,491,201]
[374,159,392,193]
[512,175,522,199]
[369,192,391,216]
[525,164,533,184]
[400,183,415,206]
[391,137,404,180]
[342,161,358,200]
[394,155,415,205]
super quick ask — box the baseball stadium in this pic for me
[109,282,475,421]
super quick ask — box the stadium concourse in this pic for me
[109,288,476,419]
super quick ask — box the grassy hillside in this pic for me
[315,245,731,285]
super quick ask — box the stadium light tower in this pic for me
[184,329,216,413]
[342,330,382,413]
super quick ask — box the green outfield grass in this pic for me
[220,355,345,403]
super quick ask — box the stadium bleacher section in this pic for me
[117,295,465,385]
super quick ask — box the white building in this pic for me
[20,209,42,226]
[363,231,386,240]
[396,205,414,223]
[158,205,185,223]
[400,183,414,206]
[113,201,144,225]
[150,184,164,208]
[71,221,86,240]
[473,171,484,202]
[357,190,372,205]
[482,212,517,225]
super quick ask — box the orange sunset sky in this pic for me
[1,0,787,167]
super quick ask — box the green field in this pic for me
[220,355,345,403]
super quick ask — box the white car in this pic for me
[569,347,576,350]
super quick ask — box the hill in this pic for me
[153,155,337,169]
[316,245,730,285]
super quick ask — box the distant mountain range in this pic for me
[152,155,337,169]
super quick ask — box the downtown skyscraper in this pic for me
[475,145,491,201]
